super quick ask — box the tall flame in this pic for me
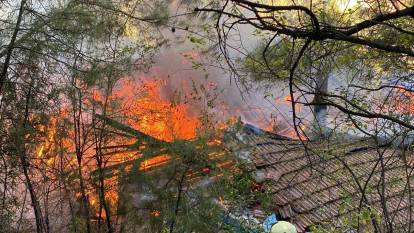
[33,77,216,221]
[119,79,200,142]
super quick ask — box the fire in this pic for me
[283,95,292,102]
[83,78,202,216]
[392,85,414,113]
[37,145,44,158]
[36,118,57,158]
[33,76,227,223]
[150,210,161,217]
[282,94,302,112]
[115,79,200,142]
[139,154,171,171]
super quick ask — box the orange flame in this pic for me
[34,76,225,221]
[122,79,199,142]
[394,86,414,113]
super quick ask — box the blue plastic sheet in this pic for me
[262,213,277,232]
[244,123,263,135]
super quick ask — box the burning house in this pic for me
[61,48,414,232]
[90,109,414,233]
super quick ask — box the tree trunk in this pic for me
[72,88,91,233]
[311,75,329,138]
[0,0,27,95]
[93,84,114,233]
[19,80,45,233]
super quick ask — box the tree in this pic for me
[195,0,414,232]
[0,0,248,232]
[0,0,166,232]
[196,0,414,135]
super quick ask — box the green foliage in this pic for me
[150,1,170,25]
[0,0,170,232]
[241,38,292,84]
[94,113,234,232]
[219,162,273,214]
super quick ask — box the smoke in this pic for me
[127,7,298,135]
